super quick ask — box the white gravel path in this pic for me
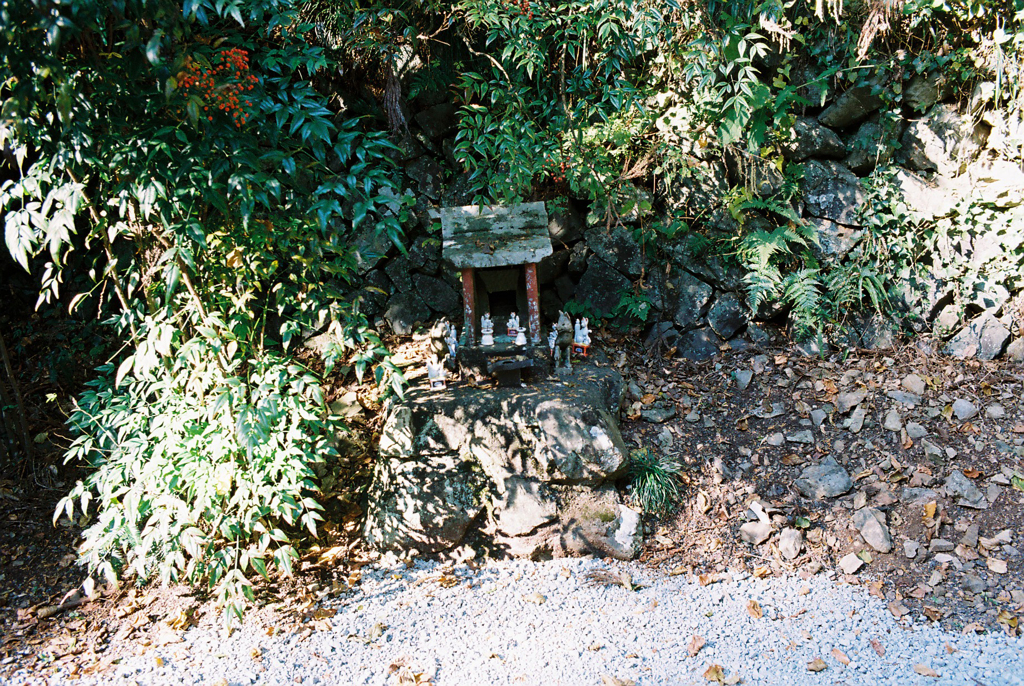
[14,557,1024,686]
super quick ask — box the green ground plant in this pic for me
[628,447,682,516]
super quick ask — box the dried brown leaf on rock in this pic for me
[870,639,885,657]
[600,676,636,686]
[923,502,937,520]
[746,600,763,619]
[923,606,944,622]
[688,634,706,657]
[807,658,827,672]
[523,591,547,605]
[962,469,981,478]
[913,664,939,678]
[831,648,850,665]
[703,664,725,683]
[696,491,711,514]
[888,602,909,619]
[698,573,719,587]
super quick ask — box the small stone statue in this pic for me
[553,310,573,372]
[480,313,494,347]
[506,313,520,338]
[515,326,527,346]
[429,319,450,361]
[426,355,447,390]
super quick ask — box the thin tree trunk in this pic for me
[0,331,31,463]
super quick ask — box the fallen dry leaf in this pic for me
[923,606,944,622]
[523,591,546,605]
[703,664,725,683]
[962,469,981,478]
[807,658,827,672]
[600,677,636,686]
[752,566,770,579]
[888,601,909,619]
[723,675,741,685]
[688,634,706,657]
[698,573,719,587]
[944,643,957,654]
[987,558,1008,574]
[746,600,763,619]
[870,639,885,657]
[831,648,850,666]
[913,664,939,678]
[923,501,937,520]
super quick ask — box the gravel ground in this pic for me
[12,557,1023,686]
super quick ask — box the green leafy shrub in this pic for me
[628,447,681,516]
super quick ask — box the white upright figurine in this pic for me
[548,329,557,355]
[480,313,494,347]
[506,313,519,338]
[579,317,591,346]
[445,324,459,359]
[426,355,447,390]
[515,326,527,346]
[573,317,591,356]
[574,319,583,344]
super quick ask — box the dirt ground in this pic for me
[2,331,1022,683]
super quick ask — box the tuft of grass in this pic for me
[628,447,681,515]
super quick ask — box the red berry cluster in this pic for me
[177,47,258,127]
[507,0,534,19]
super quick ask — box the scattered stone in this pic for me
[945,470,988,509]
[883,410,903,432]
[904,540,921,559]
[640,404,676,424]
[902,373,927,396]
[963,574,987,595]
[836,388,868,414]
[787,430,814,445]
[767,432,785,447]
[810,409,828,427]
[779,528,804,560]
[902,487,941,504]
[961,523,980,549]
[753,402,786,419]
[839,552,864,575]
[675,328,721,362]
[986,404,1006,419]
[852,507,893,553]
[922,439,944,461]
[848,406,867,434]
[707,292,747,339]
[906,422,928,439]
[735,369,754,391]
[739,520,773,546]
[685,410,701,424]
[886,390,922,407]
[952,399,979,421]
[795,457,854,500]
[929,539,955,553]
[944,313,1011,360]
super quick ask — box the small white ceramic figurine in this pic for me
[575,317,591,346]
[426,355,447,390]
[480,313,494,347]
[506,313,519,338]
[445,323,458,358]
[548,329,557,354]
[515,326,527,346]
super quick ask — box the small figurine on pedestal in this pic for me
[548,329,557,356]
[480,313,494,347]
[445,323,459,360]
[515,326,527,346]
[553,311,574,372]
[426,355,447,390]
[573,317,591,357]
[506,313,520,339]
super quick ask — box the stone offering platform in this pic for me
[364,366,643,560]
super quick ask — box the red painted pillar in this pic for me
[525,262,541,344]
[461,267,476,345]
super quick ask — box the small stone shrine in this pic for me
[363,202,642,561]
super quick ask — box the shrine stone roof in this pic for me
[439,202,552,269]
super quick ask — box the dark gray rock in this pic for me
[567,242,590,276]
[676,327,721,361]
[404,156,444,200]
[537,249,570,285]
[945,469,987,509]
[671,271,713,330]
[668,249,746,291]
[795,457,853,499]
[413,273,460,315]
[944,313,1011,360]
[364,452,488,553]
[554,274,575,303]
[644,321,680,350]
[781,116,847,161]
[575,257,631,317]
[899,103,968,176]
[860,314,898,350]
[587,226,644,279]
[353,269,391,317]
[725,147,784,196]
[414,103,458,139]
[640,403,676,424]
[384,291,430,335]
[439,171,477,207]
[904,71,952,113]
[408,235,441,273]
[810,217,862,260]
[385,255,414,292]
[707,292,747,339]
[800,160,865,226]
[819,83,884,129]
[547,202,584,246]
